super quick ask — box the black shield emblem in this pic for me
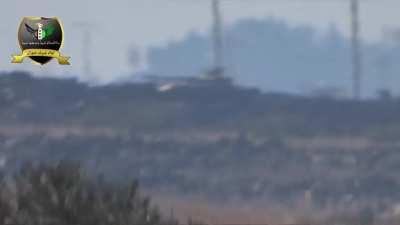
[18,17,64,65]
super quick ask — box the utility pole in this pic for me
[128,44,143,73]
[350,0,362,99]
[73,22,96,76]
[83,28,93,76]
[210,0,224,78]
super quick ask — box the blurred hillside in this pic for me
[1,71,400,222]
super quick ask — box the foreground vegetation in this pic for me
[0,162,183,225]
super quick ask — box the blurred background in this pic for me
[1,0,400,224]
[1,0,400,97]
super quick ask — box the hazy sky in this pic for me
[0,0,399,83]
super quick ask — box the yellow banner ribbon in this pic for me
[12,49,70,65]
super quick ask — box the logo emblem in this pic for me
[12,17,70,65]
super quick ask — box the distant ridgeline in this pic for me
[0,71,398,137]
[0,71,400,215]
